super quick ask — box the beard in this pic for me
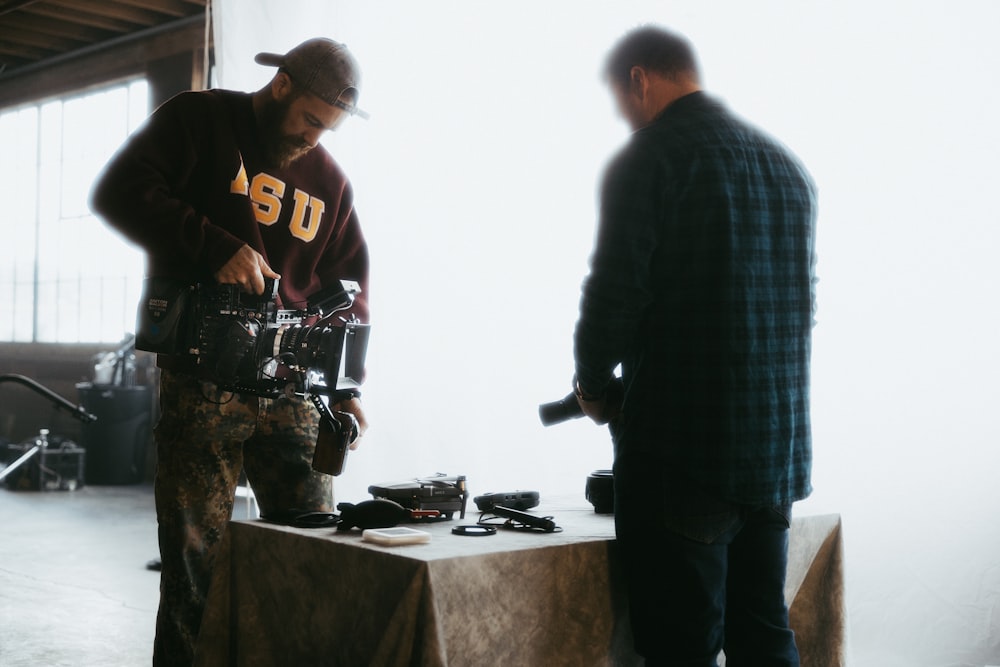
[257,95,312,169]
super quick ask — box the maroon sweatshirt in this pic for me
[90,89,369,325]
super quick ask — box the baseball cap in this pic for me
[255,38,369,120]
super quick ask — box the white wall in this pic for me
[215,2,1000,664]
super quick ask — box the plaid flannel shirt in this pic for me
[574,92,817,507]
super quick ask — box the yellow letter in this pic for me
[250,174,286,226]
[229,156,249,196]
[289,189,326,243]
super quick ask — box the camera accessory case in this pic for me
[473,490,540,512]
[135,277,192,354]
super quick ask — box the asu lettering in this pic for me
[229,160,249,196]
[230,162,327,243]
[289,189,326,243]
[250,174,286,226]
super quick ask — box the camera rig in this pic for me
[136,276,369,475]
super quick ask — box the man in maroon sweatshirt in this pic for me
[90,38,370,666]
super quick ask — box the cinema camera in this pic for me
[136,276,369,475]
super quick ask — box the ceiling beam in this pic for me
[0,14,206,109]
[0,0,44,18]
[113,0,195,19]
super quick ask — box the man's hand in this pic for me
[214,244,280,295]
[575,379,624,425]
[333,396,368,450]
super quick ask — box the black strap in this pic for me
[263,510,340,528]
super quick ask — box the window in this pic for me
[0,78,148,343]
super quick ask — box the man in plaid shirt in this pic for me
[573,25,818,666]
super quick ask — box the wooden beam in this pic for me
[0,12,108,43]
[0,16,206,109]
[113,0,196,19]
[0,0,43,18]
[21,5,137,33]
[44,0,166,27]
[0,26,80,52]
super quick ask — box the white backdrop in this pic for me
[214,2,1000,664]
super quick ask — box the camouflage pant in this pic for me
[152,370,333,667]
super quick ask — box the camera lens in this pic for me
[585,470,614,514]
[538,393,584,426]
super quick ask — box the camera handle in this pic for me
[308,392,359,477]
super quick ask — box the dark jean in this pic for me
[613,452,799,667]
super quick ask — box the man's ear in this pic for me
[271,71,294,101]
[629,65,647,100]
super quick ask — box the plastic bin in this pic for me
[76,383,152,485]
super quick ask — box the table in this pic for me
[194,500,844,667]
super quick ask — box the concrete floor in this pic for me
[0,482,161,667]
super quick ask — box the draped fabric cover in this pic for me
[194,507,844,666]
